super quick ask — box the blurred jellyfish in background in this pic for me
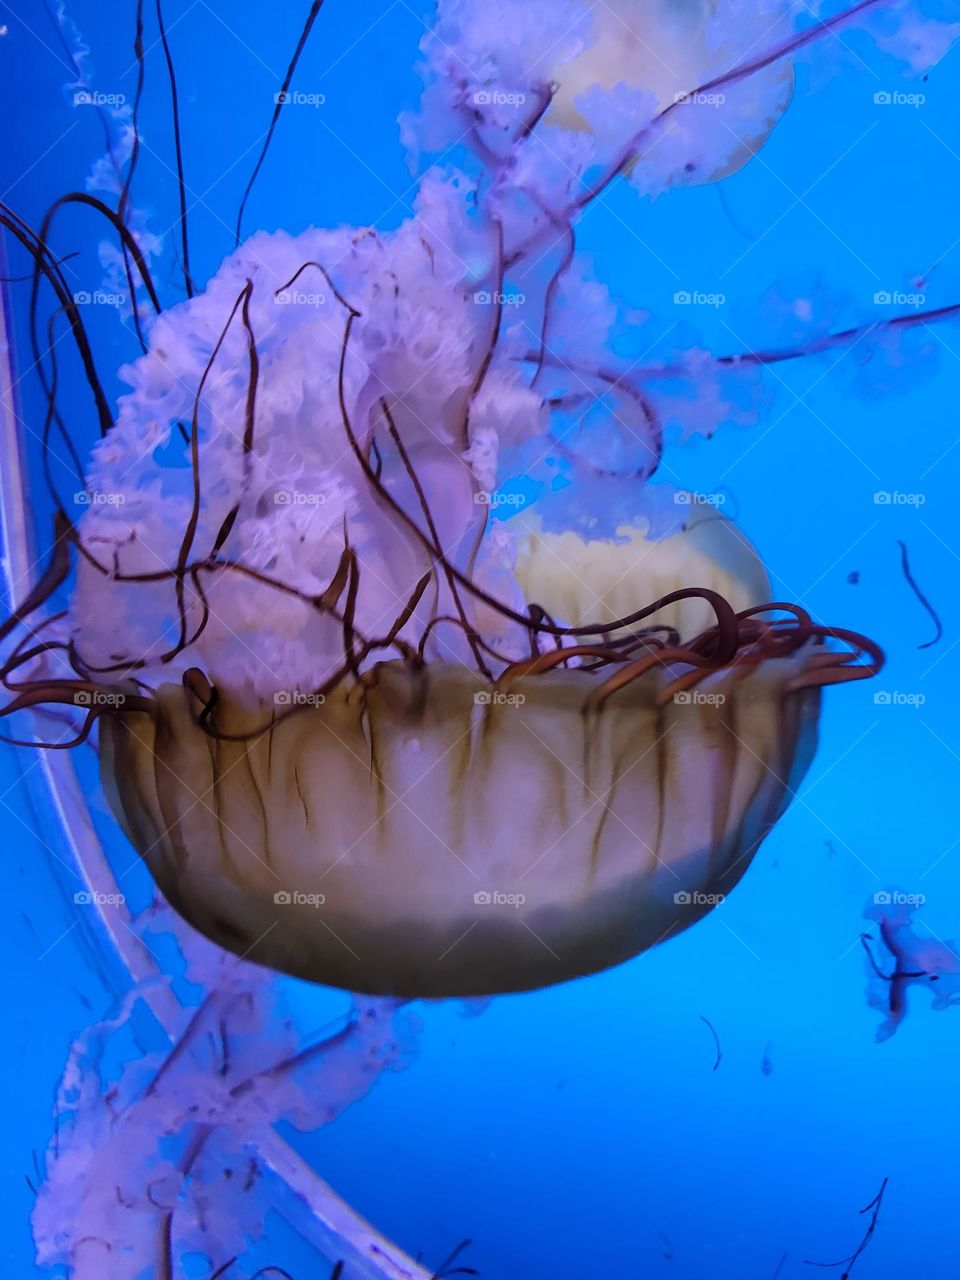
[30,896,423,1279]
[863,893,960,1040]
[1,0,959,1274]
[545,0,796,185]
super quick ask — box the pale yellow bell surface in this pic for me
[513,504,772,643]
[102,655,819,998]
[549,0,795,182]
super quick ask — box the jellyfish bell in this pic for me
[93,494,854,998]
[101,644,822,999]
[548,0,795,183]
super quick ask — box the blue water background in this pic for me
[1,3,959,1277]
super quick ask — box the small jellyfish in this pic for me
[862,894,960,1040]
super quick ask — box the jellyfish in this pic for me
[4,211,880,998]
[3,0,952,1005]
[27,892,426,1279]
[862,894,960,1040]
[548,0,796,184]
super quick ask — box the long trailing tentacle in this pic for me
[118,0,150,352]
[234,1,327,248]
[1,202,113,436]
[155,0,194,296]
[35,193,163,317]
[162,280,254,665]
[0,512,73,647]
